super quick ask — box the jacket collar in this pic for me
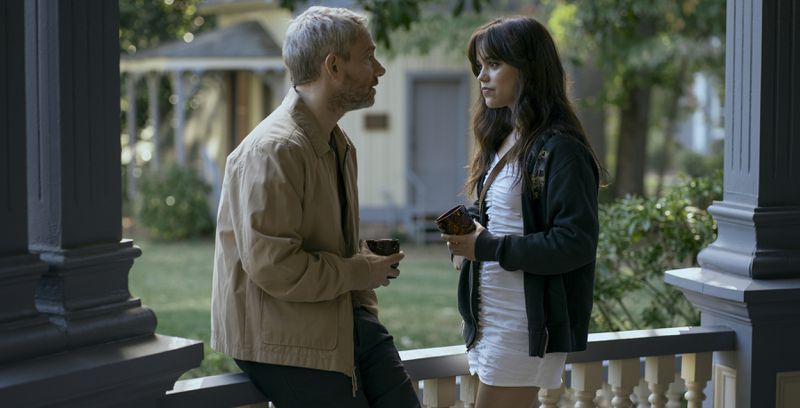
[285,87,347,157]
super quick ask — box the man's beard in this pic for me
[329,76,374,112]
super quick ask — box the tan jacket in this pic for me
[211,88,378,378]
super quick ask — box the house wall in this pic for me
[338,51,477,213]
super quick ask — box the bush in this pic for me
[592,171,721,331]
[137,165,214,240]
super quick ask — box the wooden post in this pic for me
[681,353,712,408]
[573,361,604,408]
[423,377,455,408]
[608,358,639,408]
[644,356,675,408]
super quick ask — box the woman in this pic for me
[442,17,602,407]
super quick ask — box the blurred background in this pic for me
[119,0,725,378]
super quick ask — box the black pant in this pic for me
[235,308,420,408]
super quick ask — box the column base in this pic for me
[0,254,67,363]
[699,202,800,279]
[34,240,158,348]
[0,334,203,407]
[666,267,800,407]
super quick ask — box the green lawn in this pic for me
[128,238,462,379]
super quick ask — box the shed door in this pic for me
[408,75,470,215]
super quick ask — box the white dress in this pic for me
[466,136,566,388]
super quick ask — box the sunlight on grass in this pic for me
[129,238,462,378]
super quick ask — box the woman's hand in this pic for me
[452,255,464,270]
[442,220,484,261]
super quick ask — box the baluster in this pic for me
[681,353,712,408]
[666,373,685,408]
[631,378,651,408]
[458,375,478,408]
[608,358,639,408]
[423,377,455,408]
[539,381,565,408]
[572,361,603,408]
[644,356,675,408]
[597,383,613,407]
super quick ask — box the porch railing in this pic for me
[157,325,735,408]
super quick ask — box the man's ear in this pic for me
[322,53,340,80]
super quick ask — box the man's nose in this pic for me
[374,58,386,77]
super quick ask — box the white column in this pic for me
[608,358,639,408]
[681,353,712,408]
[644,356,675,408]
[665,373,684,408]
[539,381,566,408]
[125,72,141,200]
[632,378,651,408]
[458,374,478,408]
[171,70,186,166]
[422,377,455,408]
[146,72,161,172]
[573,361,604,408]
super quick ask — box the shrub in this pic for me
[592,171,722,331]
[137,165,214,240]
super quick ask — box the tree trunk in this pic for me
[570,59,606,167]
[655,70,689,197]
[613,84,651,198]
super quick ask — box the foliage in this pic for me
[678,138,724,178]
[545,0,726,197]
[137,166,214,240]
[120,0,211,55]
[279,0,491,49]
[546,0,726,89]
[592,171,722,331]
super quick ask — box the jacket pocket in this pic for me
[260,297,340,350]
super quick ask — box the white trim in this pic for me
[120,57,285,73]
[713,363,736,408]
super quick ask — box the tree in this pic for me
[545,0,725,198]
[278,0,492,49]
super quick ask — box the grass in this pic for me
[128,238,462,379]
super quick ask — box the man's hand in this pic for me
[363,251,405,289]
[442,220,485,261]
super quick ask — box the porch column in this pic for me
[0,0,203,407]
[0,0,66,363]
[25,0,155,348]
[171,70,187,166]
[126,72,142,200]
[147,71,161,172]
[666,1,800,407]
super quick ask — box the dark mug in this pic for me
[435,205,476,235]
[364,238,400,276]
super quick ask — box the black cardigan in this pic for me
[457,129,599,357]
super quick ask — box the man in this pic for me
[210,6,420,408]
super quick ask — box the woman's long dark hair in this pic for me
[464,17,604,197]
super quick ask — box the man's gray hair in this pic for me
[283,6,369,85]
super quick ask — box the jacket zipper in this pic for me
[342,142,357,397]
[342,144,352,252]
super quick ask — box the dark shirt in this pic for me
[458,129,600,357]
